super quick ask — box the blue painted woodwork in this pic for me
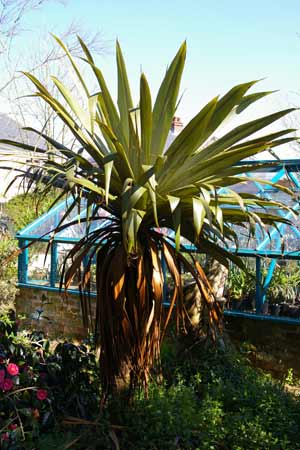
[50,243,58,287]
[18,239,28,284]
[255,257,262,313]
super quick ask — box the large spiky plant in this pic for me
[0,37,297,393]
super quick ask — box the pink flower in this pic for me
[2,378,13,391]
[8,424,17,430]
[6,363,19,376]
[1,432,9,441]
[0,369,5,383]
[36,389,48,401]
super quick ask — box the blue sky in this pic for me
[20,0,300,126]
[1,0,299,199]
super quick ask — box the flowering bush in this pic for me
[0,312,101,449]
[0,331,52,448]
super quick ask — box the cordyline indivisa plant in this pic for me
[0,36,297,393]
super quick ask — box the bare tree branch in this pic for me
[0,1,65,55]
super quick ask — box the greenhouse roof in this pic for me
[16,158,300,257]
[17,196,111,243]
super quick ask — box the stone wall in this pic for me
[16,287,300,377]
[16,287,94,338]
[225,315,300,377]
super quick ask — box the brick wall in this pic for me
[16,287,95,338]
[225,316,300,377]
[17,288,300,377]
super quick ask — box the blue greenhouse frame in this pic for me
[16,159,300,325]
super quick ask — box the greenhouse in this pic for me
[17,158,300,325]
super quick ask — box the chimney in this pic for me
[171,116,183,134]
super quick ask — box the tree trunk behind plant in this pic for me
[184,258,228,337]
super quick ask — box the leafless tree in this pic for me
[0,1,109,198]
[3,21,109,147]
[0,1,63,55]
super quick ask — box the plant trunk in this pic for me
[95,242,163,395]
[184,258,228,337]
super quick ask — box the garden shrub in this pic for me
[1,312,300,449]
[0,236,17,280]
[0,234,18,306]
[3,189,61,233]
[0,312,105,449]
[45,340,101,419]
[0,189,62,318]
[0,315,52,448]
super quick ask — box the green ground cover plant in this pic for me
[1,310,300,450]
